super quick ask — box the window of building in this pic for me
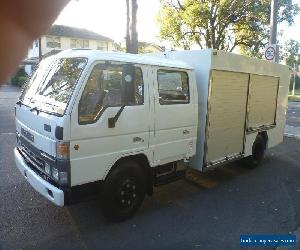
[78,63,144,124]
[97,41,108,50]
[46,36,61,48]
[70,39,89,49]
[157,69,189,105]
[33,39,39,48]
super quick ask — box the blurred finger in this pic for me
[0,0,70,84]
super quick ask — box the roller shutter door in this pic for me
[206,70,249,163]
[247,74,279,129]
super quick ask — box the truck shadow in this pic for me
[185,161,251,189]
[66,159,258,231]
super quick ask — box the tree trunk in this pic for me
[131,0,138,54]
[38,37,42,61]
[126,0,138,54]
[126,0,131,53]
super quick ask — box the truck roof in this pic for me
[52,49,193,70]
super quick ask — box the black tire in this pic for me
[242,135,266,169]
[101,161,146,222]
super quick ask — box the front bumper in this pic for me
[14,147,65,206]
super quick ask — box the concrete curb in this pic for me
[284,124,300,140]
[284,133,300,140]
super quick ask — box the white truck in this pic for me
[14,49,289,221]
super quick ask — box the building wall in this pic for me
[27,40,39,58]
[27,35,114,59]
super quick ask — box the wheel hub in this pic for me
[117,179,138,208]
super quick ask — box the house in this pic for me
[115,41,165,54]
[138,42,165,53]
[28,24,114,58]
[25,25,114,75]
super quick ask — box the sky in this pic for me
[55,0,161,43]
[55,0,300,47]
[278,0,300,44]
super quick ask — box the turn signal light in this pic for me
[56,141,70,160]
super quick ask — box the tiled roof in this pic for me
[48,25,113,41]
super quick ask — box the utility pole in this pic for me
[126,0,138,54]
[270,0,279,62]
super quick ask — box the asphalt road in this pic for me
[1,85,300,250]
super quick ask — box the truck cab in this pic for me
[14,49,197,221]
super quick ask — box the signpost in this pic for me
[269,0,279,63]
[265,44,277,62]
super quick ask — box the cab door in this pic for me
[69,61,151,186]
[151,67,196,166]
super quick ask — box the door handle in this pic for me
[133,137,144,143]
[183,130,190,135]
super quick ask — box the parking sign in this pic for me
[265,44,277,62]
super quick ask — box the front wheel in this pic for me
[101,161,146,222]
[242,135,266,169]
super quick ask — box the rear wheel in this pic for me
[243,135,266,169]
[101,161,146,222]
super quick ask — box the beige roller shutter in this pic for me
[247,74,279,129]
[206,70,249,163]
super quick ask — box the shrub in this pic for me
[11,68,29,87]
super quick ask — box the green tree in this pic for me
[281,39,300,69]
[158,0,299,57]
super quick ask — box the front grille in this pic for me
[20,143,45,173]
[17,146,59,188]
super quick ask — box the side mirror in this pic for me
[122,64,135,105]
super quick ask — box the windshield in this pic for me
[20,57,87,115]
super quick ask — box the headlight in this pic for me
[51,167,68,185]
[52,167,59,181]
[44,162,51,175]
[58,172,68,185]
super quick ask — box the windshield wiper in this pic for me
[30,106,40,115]
[16,100,22,107]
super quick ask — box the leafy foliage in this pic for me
[289,75,300,92]
[158,0,299,57]
[281,39,300,69]
[11,67,28,87]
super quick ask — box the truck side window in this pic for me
[78,63,144,124]
[157,69,189,105]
